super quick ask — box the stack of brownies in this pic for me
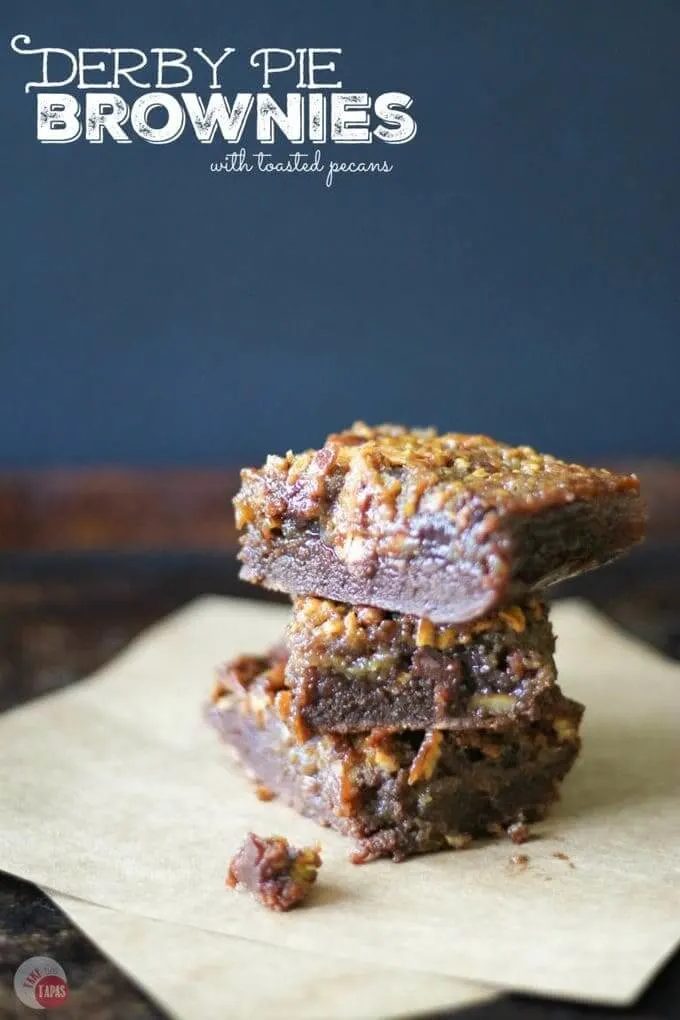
[208,423,645,862]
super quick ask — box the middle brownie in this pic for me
[283,595,561,734]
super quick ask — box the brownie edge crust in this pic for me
[235,423,646,623]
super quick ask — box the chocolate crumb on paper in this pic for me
[507,820,531,845]
[227,833,322,912]
[254,784,276,802]
[553,851,576,869]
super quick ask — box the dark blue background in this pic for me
[2,1,679,466]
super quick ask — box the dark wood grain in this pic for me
[0,460,677,552]
[0,469,240,552]
[0,874,165,1020]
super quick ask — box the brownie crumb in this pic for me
[552,851,576,869]
[255,784,276,802]
[507,821,531,845]
[227,833,322,911]
[511,854,529,867]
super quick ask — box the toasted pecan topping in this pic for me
[415,618,436,648]
[235,422,641,563]
[468,693,517,716]
[213,654,285,702]
[366,742,401,774]
[255,784,275,802]
[499,606,526,632]
[408,730,443,785]
[212,654,267,700]
[288,594,547,659]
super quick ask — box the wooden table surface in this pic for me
[1,466,679,1019]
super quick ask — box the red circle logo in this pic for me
[14,957,69,1011]
[34,976,69,1009]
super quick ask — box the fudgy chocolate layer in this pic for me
[235,423,645,623]
[208,653,583,862]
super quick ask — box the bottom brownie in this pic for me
[207,657,583,862]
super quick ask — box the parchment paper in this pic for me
[2,597,679,1008]
[49,893,493,1020]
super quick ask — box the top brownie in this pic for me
[235,422,645,623]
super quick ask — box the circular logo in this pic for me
[13,957,69,1011]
